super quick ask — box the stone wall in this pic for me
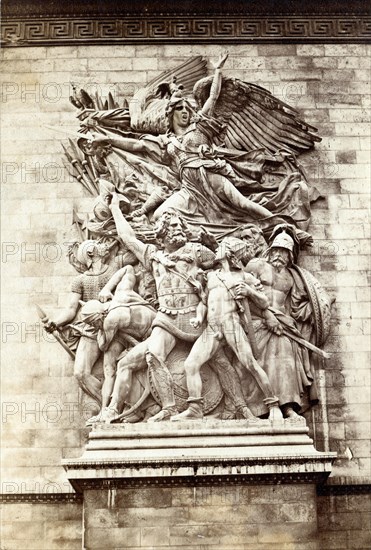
[0,498,82,549]
[318,491,371,549]
[1,43,370,549]
[83,485,319,549]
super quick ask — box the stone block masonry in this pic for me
[83,485,319,549]
[1,42,370,550]
[318,491,371,549]
[0,499,83,549]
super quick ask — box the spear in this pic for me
[72,208,85,242]
[81,158,95,185]
[43,124,94,142]
[35,304,76,360]
[62,157,93,196]
[281,328,330,359]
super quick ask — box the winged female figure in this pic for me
[82,53,319,243]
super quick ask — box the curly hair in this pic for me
[154,209,192,241]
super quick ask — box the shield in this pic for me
[291,265,333,347]
[149,341,223,413]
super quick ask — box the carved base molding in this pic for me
[0,493,83,503]
[2,15,370,46]
[63,419,336,492]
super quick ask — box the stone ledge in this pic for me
[63,420,336,491]
[317,483,371,495]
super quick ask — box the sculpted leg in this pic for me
[146,327,178,422]
[108,340,149,415]
[210,173,273,218]
[212,348,258,421]
[171,328,218,421]
[74,336,102,404]
[224,318,283,421]
[101,340,124,409]
[86,340,125,426]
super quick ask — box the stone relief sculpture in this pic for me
[42,240,117,404]
[242,225,331,419]
[171,236,283,423]
[41,53,332,426]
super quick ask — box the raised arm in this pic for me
[110,193,147,264]
[201,52,228,117]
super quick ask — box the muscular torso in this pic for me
[247,259,293,313]
[207,270,244,320]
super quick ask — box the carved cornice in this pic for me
[63,454,336,492]
[1,484,369,500]
[64,454,334,470]
[69,473,331,492]
[1,15,370,47]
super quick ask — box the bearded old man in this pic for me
[243,228,322,420]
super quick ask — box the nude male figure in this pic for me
[103,192,216,422]
[81,265,156,423]
[172,238,283,421]
[103,196,255,423]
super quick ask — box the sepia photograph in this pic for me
[1,1,370,548]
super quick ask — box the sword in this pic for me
[236,297,260,360]
[35,304,76,360]
[281,328,330,359]
[267,306,331,359]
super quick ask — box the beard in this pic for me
[166,233,187,247]
[270,256,288,270]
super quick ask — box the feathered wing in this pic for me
[129,56,207,134]
[193,76,321,155]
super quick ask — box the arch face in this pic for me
[1,3,369,550]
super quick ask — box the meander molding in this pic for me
[1,0,370,46]
[2,17,370,46]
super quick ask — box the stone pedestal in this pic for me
[64,419,336,549]
[64,419,336,490]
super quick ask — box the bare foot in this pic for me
[85,411,104,426]
[238,407,269,424]
[101,406,120,424]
